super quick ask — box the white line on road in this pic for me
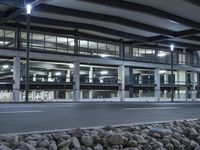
[0,110,43,114]
[123,107,179,110]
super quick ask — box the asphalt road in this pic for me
[1,102,200,134]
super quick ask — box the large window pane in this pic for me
[31,33,44,50]
[107,44,115,57]
[98,42,106,50]
[45,35,56,51]
[89,41,97,56]
[57,36,67,53]
[20,32,27,48]
[98,42,107,57]
[80,40,89,55]
[5,30,15,47]
[67,38,74,54]
[133,48,139,57]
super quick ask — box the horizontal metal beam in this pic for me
[184,0,200,7]
[80,0,200,30]
[175,29,200,37]
[158,40,200,49]
[6,23,120,43]
[35,4,175,37]
[132,29,200,46]
[0,0,46,25]
[183,36,200,42]
[16,16,147,41]
[0,48,194,71]
[0,0,22,7]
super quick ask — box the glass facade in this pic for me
[21,31,75,53]
[0,26,197,67]
[79,39,120,58]
[0,27,16,48]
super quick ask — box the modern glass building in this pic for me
[0,0,200,102]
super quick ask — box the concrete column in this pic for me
[191,71,196,101]
[66,70,71,82]
[73,61,80,101]
[118,65,125,101]
[154,68,160,101]
[89,67,93,99]
[13,56,20,102]
[89,90,93,99]
[129,67,134,98]
[89,67,93,83]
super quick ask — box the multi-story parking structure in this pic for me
[0,0,200,102]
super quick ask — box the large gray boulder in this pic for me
[81,136,93,147]
[72,137,81,148]
[132,134,146,144]
[149,128,172,136]
[108,134,124,145]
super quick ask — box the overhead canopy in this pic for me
[0,0,200,49]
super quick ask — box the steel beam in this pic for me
[80,0,200,30]
[184,0,200,7]
[158,40,200,49]
[36,4,175,36]
[0,0,47,25]
[0,0,22,7]
[16,16,147,41]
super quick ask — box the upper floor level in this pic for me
[0,25,199,67]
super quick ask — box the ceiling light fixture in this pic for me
[2,65,9,69]
[170,44,174,51]
[55,72,61,76]
[100,70,108,75]
[26,4,32,14]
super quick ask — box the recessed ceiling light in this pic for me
[100,71,108,75]
[55,72,61,76]
[3,65,9,69]
[159,70,167,74]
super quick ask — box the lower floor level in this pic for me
[1,87,200,102]
[0,55,199,102]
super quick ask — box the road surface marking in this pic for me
[123,107,179,110]
[0,110,43,114]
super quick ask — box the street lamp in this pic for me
[25,4,32,102]
[170,44,174,51]
[170,44,174,102]
[26,4,32,14]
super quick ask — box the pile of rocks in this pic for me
[1,119,200,150]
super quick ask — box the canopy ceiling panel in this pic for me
[44,0,190,32]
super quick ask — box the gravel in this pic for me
[1,119,200,149]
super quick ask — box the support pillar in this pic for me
[73,61,80,101]
[154,68,160,101]
[191,71,196,101]
[89,67,93,83]
[66,70,71,82]
[13,56,20,102]
[89,67,93,99]
[118,65,125,101]
[129,67,134,98]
